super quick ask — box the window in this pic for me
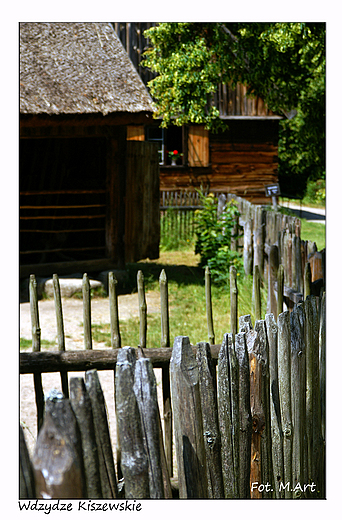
[145,124,210,167]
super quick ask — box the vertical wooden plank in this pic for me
[230,265,238,337]
[20,425,36,498]
[82,273,92,350]
[277,311,292,498]
[196,342,224,498]
[29,274,44,431]
[304,262,312,300]
[85,370,118,498]
[32,391,86,499]
[106,130,126,267]
[159,269,173,478]
[52,273,69,398]
[265,313,284,498]
[253,265,261,321]
[69,377,102,498]
[267,245,279,316]
[205,266,215,345]
[290,304,306,498]
[217,333,239,498]
[133,356,172,498]
[126,125,145,141]
[235,332,252,498]
[319,292,326,498]
[137,270,147,348]
[170,336,208,498]
[108,272,121,349]
[243,218,253,276]
[115,348,150,498]
[277,264,284,317]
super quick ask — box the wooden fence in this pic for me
[20,270,325,499]
[161,190,325,310]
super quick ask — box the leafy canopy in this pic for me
[143,23,325,186]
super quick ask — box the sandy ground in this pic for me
[20,292,165,459]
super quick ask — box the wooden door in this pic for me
[125,141,160,262]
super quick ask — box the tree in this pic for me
[143,23,325,194]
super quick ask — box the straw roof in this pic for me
[20,22,154,116]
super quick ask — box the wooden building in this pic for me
[20,22,160,278]
[115,22,282,205]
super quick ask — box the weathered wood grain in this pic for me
[52,274,69,398]
[137,270,147,349]
[115,348,149,498]
[170,336,208,498]
[133,357,171,498]
[217,333,239,498]
[69,377,102,498]
[29,274,44,431]
[32,391,86,498]
[196,342,224,498]
[277,311,292,498]
[290,304,306,498]
[253,265,261,321]
[265,313,284,498]
[85,369,118,498]
[235,332,252,498]
[108,271,121,349]
[20,425,36,498]
[230,266,238,337]
[205,267,215,345]
[82,273,92,350]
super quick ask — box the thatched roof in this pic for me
[20,22,154,116]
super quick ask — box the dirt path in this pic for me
[20,291,163,457]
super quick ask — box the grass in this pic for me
[20,338,56,350]
[90,250,268,349]
[300,219,326,251]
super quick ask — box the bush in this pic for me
[194,193,243,284]
[303,179,325,206]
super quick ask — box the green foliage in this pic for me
[143,22,325,185]
[194,193,243,284]
[160,209,196,251]
[302,179,325,207]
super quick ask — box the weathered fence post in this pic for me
[115,348,150,499]
[20,425,35,498]
[304,262,312,300]
[265,313,284,498]
[133,356,172,498]
[253,207,265,275]
[244,218,253,276]
[170,336,208,498]
[205,266,215,345]
[217,333,239,498]
[196,342,224,498]
[108,272,121,349]
[277,311,292,498]
[230,265,238,337]
[29,274,44,431]
[277,264,284,317]
[69,377,102,498]
[235,332,252,498]
[52,273,68,398]
[268,245,279,317]
[82,273,92,350]
[290,304,306,498]
[85,370,118,498]
[253,265,261,321]
[319,292,326,498]
[137,270,147,349]
[32,390,86,499]
[159,269,173,478]
[305,295,322,497]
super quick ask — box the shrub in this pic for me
[194,193,243,284]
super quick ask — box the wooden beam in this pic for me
[20,345,222,374]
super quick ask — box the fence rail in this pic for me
[20,267,325,499]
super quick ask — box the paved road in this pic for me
[279,202,325,224]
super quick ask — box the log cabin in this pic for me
[20,22,160,278]
[115,22,282,205]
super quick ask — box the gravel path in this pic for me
[20,292,163,457]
